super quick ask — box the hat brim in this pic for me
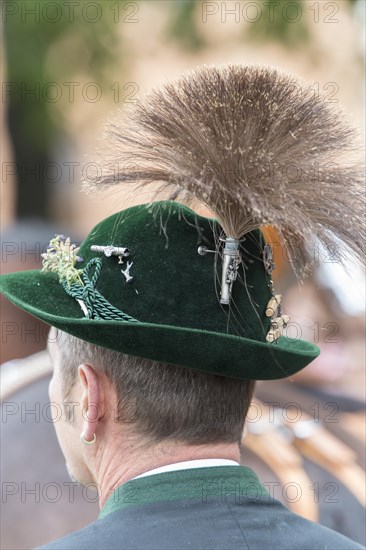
[0,270,320,380]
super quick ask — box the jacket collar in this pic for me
[99,465,269,519]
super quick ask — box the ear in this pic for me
[78,364,104,443]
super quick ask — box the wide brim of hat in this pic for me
[0,270,320,380]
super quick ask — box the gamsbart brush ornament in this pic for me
[0,64,364,380]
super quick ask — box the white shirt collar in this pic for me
[131,459,240,480]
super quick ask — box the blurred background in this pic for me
[1,0,365,548]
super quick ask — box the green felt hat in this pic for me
[0,200,320,380]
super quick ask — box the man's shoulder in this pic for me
[250,499,365,549]
[35,496,365,550]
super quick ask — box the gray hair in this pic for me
[57,329,256,445]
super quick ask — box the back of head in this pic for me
[57,330,256,445]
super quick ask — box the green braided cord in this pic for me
[62,258,140,322]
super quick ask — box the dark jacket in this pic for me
[36,465,364,550]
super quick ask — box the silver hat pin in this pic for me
[198,237,241,305]
[220,237,241,305]
[90,245,130,264]
[121,261,134,283]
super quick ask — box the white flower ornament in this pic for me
[41,235,84,286]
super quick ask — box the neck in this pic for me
[94,437,241,509]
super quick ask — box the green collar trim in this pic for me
[99,465,269,519]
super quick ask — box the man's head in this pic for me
[47,326,256,486]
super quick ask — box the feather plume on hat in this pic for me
[86,64,365,281]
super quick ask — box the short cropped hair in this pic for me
[56,329,256,445]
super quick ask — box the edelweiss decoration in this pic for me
[41,235,84,286]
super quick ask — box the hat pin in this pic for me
[219,236,241,305]
[90,245,130,264]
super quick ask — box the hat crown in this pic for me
[77,200,272,341]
